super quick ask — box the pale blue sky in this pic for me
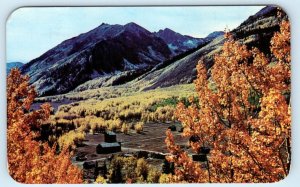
[6,6,264,63]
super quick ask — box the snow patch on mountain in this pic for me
[124,59,138,70]
[168,44,178,50]
[183,39,199,48]
[155,28,206,55]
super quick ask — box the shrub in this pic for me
[159,174,173,183]
[135,158,148,180]
[121,123,129,134]
[57,130,85,150]
[135,122,144,133]
[147,167,161,183]
[95,176,106,184]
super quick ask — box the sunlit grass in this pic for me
[41,84,196,140]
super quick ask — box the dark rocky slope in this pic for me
[21,22,172,96]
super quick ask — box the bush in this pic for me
[147,167,161,183]
[159,174,173,183]
[57,130,85,150]
[135,158,148,180]
[108,156,137,183]
[121,123,129,134]
[95,176,106,184]
[135,122,144,133]
[107,156,158,183]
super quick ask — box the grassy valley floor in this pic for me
[33,84,197,183]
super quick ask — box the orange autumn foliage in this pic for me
[166,19,291,183]
[7,68,83,184]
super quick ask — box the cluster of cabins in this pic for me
[96,131,121,154]
[95,127,210,162]
[75,126,212,182]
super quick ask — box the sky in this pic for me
[6,6,264,63]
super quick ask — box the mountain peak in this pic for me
[125,22,139,27]
[123,22,151,36]
[124,22,145,30]
[204,31,224,41]
[155,28,205,55]
[157,28,180,37]
[99,22,109,26]
[159,28,175,33]
[93,22,114,31]
[21,21,171,96]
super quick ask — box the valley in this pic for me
[25,5,283,183]
[7,5,291,184]
[33,84,197,182]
